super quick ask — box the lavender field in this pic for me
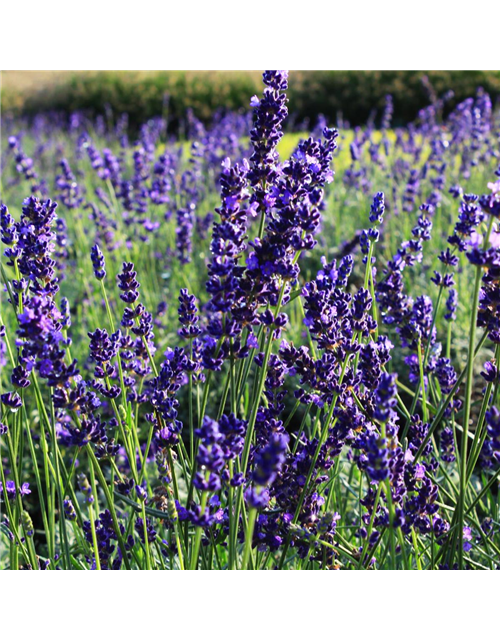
[1,69,500,570]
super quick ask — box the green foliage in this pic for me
[289,70,500,126]
[3,70,500,130]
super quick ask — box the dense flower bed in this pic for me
[1,70,499,570]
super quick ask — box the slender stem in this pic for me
[457,217,492,568]
[417,338,428,424]
[87,446,131,570]
[358,483,383,569]
[48,388,71,570]
[241,507,257,571]
[189,490,209,570]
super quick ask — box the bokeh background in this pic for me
[2,70,500,130]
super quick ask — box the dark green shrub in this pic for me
[3,70,500,129]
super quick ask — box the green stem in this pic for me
[457,217,492,568]
[86,446,131,569]
[189,490,209,570]
[241,507,258,571]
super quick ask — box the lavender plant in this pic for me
[1,71,500,570]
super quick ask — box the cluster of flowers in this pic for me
[1,70,500,570]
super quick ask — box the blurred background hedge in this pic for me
[2,70,500,130]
